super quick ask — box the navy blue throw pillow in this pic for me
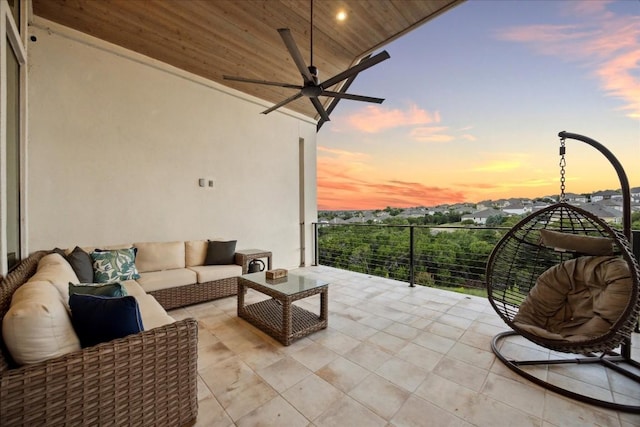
[69,294,144,348]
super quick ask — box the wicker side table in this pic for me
[235,249,272,274]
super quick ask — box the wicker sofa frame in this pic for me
[149,276,238,310]
[0,251,199,426]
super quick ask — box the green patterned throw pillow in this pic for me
[91,248,140,284]
[69,282,128,297]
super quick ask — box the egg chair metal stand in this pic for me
[486,131,640,413]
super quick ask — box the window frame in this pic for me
[1,0,27,275]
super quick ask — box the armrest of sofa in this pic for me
[0,318,198,426]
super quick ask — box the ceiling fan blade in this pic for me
[321,50,390,89]
[310,97,330,122]
[223,75,302,89]
[262,92,304,115]
[278,28,314,83]
[322,91,385,104]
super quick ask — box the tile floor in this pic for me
[168,266,640,427]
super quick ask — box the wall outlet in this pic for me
[198,178,205,187]
[207,177,216,190]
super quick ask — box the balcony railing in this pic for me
[313,223,640,294]
[312,223,508,293]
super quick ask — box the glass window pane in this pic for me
[6,36,21,270]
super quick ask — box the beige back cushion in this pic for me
[2,281,81,365]
[133,241,186,273]
[185,240,208,267]
[185,238,228,267]
[30,253,80,303]
[75,243,133,256]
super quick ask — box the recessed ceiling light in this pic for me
[336,10,347,21]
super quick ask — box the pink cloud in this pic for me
[495,3,640,119]
[343,103,440,133]
[560,1,615,18]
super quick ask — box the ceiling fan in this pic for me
[223,1,390,122]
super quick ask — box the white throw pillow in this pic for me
[2,281,81,365]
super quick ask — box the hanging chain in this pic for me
[559,136,566,202]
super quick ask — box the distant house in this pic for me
[426,206,449,216]
[449,203,475,214]
[631,187,640,203]
[461,208,506,225]
[502,203,528,215]
[579,203,623,224]
[591,190,620,202]
[563,192,588,203]
[531,201,552,213]
[595,198,623,213]
[401,207,427,218]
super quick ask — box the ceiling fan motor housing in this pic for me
[301,84,322,97]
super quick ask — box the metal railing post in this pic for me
[313,223,319,266]
[409,225,415,287]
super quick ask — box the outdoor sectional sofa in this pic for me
[0,239,243,426]
[130,239,243,310]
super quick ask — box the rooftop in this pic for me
[169,266,640,426]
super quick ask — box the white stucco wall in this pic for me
[26,20,318,269]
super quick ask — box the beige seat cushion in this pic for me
[134,241,186,273]
[121,280,174,329]
[2,281,81,365]
[135,294,175,330]
[513,256,632,342]
[121,279,147,297]
[187,264,242,283]
[136,269,197,293]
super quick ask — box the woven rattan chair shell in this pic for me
[486,202,640,354]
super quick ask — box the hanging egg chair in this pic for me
[486,131,640,412]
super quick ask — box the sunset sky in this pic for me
[316,0,639,211]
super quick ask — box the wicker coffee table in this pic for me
[237,272,328,345]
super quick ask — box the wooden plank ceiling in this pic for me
[32,0,464,120]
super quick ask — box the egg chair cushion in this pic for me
[513,256,632,342]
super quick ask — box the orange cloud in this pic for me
[495,3,640,119]
[317,180,467,210]
[343,103,440,133]
[317,149,468,210]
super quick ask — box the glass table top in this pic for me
[241,271,328,296]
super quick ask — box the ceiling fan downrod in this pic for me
[308,0,317,83]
